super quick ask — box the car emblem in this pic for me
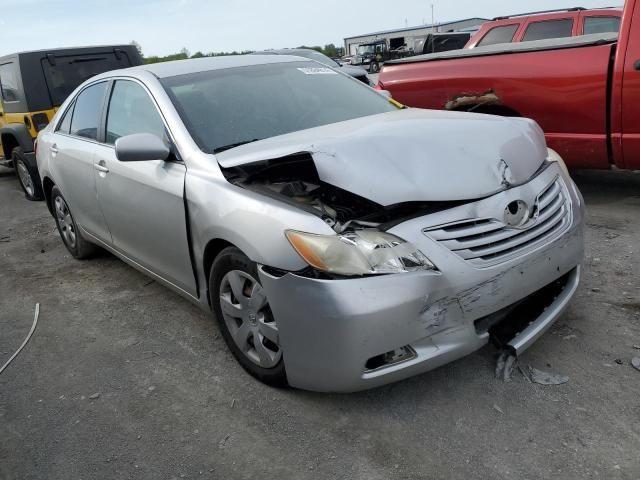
[504,200,531,228]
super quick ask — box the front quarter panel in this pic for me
[185,162,336,296]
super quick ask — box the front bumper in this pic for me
[259,164,585,392]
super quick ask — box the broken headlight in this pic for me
[547,148,569,177]
[286,229,437,276]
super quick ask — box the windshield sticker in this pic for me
[297,67,338,75]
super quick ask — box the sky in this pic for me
[1,0,625,57]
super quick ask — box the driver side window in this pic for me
[106,80,167,145]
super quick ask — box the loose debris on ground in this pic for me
[495,351,569,385]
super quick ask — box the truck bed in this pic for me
[380,33,620,169]
[386,33,618,65]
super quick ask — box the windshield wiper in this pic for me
[213,139,262,154]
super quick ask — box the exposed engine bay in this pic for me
[220,153,467,233]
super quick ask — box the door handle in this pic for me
[94,164,109,173]
[50,145,58,154]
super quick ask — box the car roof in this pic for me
[103,54,308,80]
[257,48,324,56]
[488,7,622,25]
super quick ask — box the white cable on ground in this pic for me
[0,303,40,376]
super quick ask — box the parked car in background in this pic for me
[378,0,640,170]
[37,54,584,392]
[254,48,371,85]
[0,45,143,200]
[465,7,622,48]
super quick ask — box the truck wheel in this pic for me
[370,61,380,73]
[13,147,44,201]
[51,186,98,259]
[210,247,287,387]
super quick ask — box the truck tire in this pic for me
[51,186,98,259]
[370,61,380,73]
[13,147,44,201]
[210,246,288,388]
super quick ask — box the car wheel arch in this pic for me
[203,238,236,306]
[42,177,56,215]
[1,133,19,160]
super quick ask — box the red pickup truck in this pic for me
[378,0,640,170]
[465,7,622,49]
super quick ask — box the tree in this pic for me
[323,43,338,58]
[191,51,205,58]
[130,40,143,57]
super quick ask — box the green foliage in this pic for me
[296,44,341,58]
[132,40,343,65]
[138,44,254,64]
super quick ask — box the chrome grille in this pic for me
[423,178,571,266]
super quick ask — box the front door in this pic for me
[93,79,197,296]
[619,7,640,169]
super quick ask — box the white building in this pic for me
[344,18,488,55]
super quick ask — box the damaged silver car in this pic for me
[36,55,584,392]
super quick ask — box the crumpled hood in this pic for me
[216,109,548,205]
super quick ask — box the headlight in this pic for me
[286,229,437,276]
[547,148,569,177]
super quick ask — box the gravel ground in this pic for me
[1,166,639,480]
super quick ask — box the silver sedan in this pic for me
[36,55,584,392]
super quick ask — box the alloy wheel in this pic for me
[54,196,77,249]
[219,270,281,368]
[16,160,34,197]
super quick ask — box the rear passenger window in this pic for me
[522,19,574,42]
[56,102,74,134]
[70,82,108,140]
[477,24,519,47]
[584,16,621,35]
[105,80,166,145]
[0,62,20,102]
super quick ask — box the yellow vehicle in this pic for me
[0,45,142,199]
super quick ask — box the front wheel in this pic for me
[370,61,380,73]
[13,147,44,201]
[210,247,287,387]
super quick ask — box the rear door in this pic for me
[48,81,112,242]
[93,79,197,296]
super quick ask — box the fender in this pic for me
[1,123,35,155]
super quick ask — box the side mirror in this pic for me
[115,133,170,162]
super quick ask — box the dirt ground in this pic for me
[1,166,638,480]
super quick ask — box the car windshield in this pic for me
[161,61,396,154]
[357,45,376,55]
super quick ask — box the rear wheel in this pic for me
[210,247,287,387]
[13,147,44,201]
[51,186,98,259]
[370,61,380,73]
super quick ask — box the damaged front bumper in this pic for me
[259,164,584,392]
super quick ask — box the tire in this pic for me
[210,247,287,387]
[51,186,98,259]
[370,61,380,73]
[13,147,44,201]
